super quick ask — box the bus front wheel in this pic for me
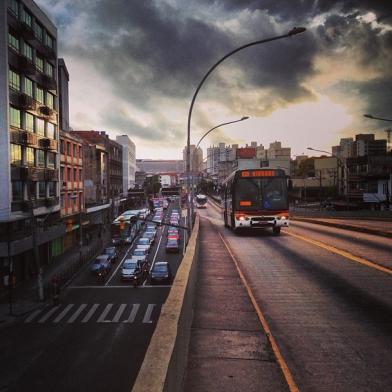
[272,226,281,235]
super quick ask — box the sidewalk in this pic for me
[0,230,110,326]
[184,217,287,392]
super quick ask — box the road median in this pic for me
[132,215,200,392]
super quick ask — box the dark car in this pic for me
[90,255,112,274]
[165,239,179,253]
[143,231,156,244]
[150,261,172,285]
[104,246,118,263]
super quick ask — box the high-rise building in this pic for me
[57,58,69,132]
[182,145,203,173]
[116,135,136,191]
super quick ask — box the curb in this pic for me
[132,215,200,392]
[292,217,392,238]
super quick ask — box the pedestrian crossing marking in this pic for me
[23,303,159,324]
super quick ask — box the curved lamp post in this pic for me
[185,27,307,233]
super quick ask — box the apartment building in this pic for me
[116,135,136,192]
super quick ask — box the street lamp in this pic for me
[186,27,307,233]
[307,147,347,207]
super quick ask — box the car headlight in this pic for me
[281,216,287,220]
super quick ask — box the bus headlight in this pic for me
[281,216,287,220]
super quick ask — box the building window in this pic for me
[78,146,82,158]
[22,42,33,61]
[74,168,77,181]
[10,144,22,165]
[8,32,19,52]
[35,56,44,73]
[28,181,36,200]
[45,32,53,49]
[36,118,45,136]
[12,181,23,201]
[9,0,19,17]
[67,167,72,181]
[25,112,34,132]
[46,92,54,109]
[47,123,55,139]
[60,166,64,181]
[25,147,35,166]
[8,69,20,90]
[24,77,33,97]
[79,169,82,181]
[60,140,65,154]
[9,106,21,128]
[48,182,56,197]
[67,142,71,155]
[38,181,46,198]
[21,8,32,27]
[36,86,44,104]
[46,62,54,78]
[34,22,43,41]
[47,152,55,169]
[73,144,77,157]
[37,150,45,167]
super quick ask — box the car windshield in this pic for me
[104,248,115,254]
[153,265,168,272]
[139,238,149,244]
[133,250,144,256]
[123,262,136,269]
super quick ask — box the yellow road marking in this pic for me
[285,231,392,276]
[218,232,300,392]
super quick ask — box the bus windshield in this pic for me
[235,178,288,210]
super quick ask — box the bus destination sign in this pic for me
[241,170,276,177]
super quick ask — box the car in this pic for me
[166,239,179,253]
[152,216,162,224]
[138,237,151,246]
[143,231,156,244]
[91,254,112,274]
[103,246,118,263]
[150,261,172,285]
[168,229,179,237]
[131,248,148,263]
[121,259,143,281]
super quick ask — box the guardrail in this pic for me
[132,215,200,392]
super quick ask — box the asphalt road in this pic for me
[0,201,186,392]
[201,201,392,391]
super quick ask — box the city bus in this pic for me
[222,169,289,235]
[195,194,208,208]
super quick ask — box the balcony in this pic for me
[45,197,59,207]
[38,105,57,121]
[45,169,59,181]
[38,74,57,92]
[9,90,38,111]
[17,55,37,75]
[10,129,39,147]
[39,138,58,151]
[41,45,56,60]
[7,11,35,41]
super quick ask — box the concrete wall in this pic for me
[132,215,200,392]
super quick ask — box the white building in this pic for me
[116,135,136,191]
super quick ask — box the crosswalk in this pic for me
[24,303,158,324]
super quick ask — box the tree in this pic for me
[296,158,315,177]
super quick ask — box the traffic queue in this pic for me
[90,196,180,286]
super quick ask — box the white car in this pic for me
[136,244,151,254]
[131,249,148,263]
[121,259,142,281]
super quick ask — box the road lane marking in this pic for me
[123,304,140,323]
[218,232,299,392]
[97,304,113,323]
[149,226,164,273]
[67,304,87,323]
[24,308,43,323]
[142,304,155,324]
[286,231,392,276]
[106,243,133,286]
[38,306,60,323]
[112,304,127,322]
[81,303,99,323]
[53,304,74,323]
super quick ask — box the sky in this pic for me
[35,0,392,159]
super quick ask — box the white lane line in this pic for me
[24,308,43,323]
[38,306,60,323]
[53,304,74,323]
[112,304,127,322]
[105,243,133,286]
[149,225,165,273]
[67,304,87,323]
[81,303,99,323]
[123,303,140,323]
[142,304,155,324]
[97,304,113,323]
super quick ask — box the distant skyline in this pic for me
[36,0,392,159]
